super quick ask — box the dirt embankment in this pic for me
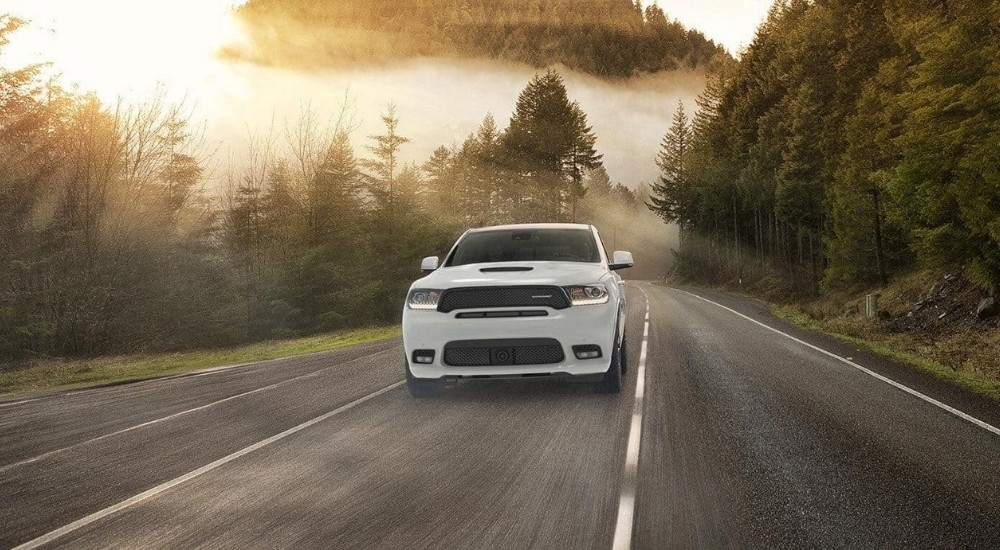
[884,273,999,334]
[761,270,1000,397]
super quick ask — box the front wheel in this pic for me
[405,359,445,398]
[593,333,623,394]
[620,335,628,375]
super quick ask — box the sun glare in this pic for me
[1,0,248,103]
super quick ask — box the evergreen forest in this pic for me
[232,0,724,77]
[0,16,656,364]
[646,0,1000,296]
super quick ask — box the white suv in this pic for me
[402,223,633,397]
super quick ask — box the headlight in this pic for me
[407,289,442,310]
[564,284,609,306]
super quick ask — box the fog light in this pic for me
[413,350,435,364]
[572,345,602,360]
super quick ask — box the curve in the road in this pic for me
[5,283,1000,549]
[679,289,1000,438]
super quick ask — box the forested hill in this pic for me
[647,0,1000,295]
[230,0,724,77]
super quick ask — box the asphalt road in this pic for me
[2,282,1000,549]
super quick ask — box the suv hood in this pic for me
[414,262,611,289]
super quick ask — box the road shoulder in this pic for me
[664,284,1000,436]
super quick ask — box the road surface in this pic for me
[2,283,999,549]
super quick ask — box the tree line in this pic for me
[233,0,724,78]
[647,0,1000,295]
[0,22,648,364]
[223,69,606,340]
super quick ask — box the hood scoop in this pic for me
[479,266,534,273]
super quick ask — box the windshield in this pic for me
[446,228,601,266]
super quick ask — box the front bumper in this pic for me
[402,302,617,379]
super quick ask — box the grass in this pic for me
[770,303,1000,401]
[0,326,401,398]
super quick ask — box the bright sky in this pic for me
[1,1,774,100]
[1,0,246,103]
[0,0,776,185]
[653,0,775,55]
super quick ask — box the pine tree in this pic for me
[775,83,824,232]
[261,159,297,253]
[311,130,360,240]
[585,165,613,197]
[362,103,410,223]
[423,144,458,221]
[775,82,827,294]
[891,1,1000,291]
[468,113,503,223]
[502,70,600,221]
[647,101,692,226]
[564,102,602,222]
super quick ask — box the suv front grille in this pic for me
[437,286,570,313]
[443,338,565,366]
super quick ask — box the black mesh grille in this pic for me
[515,345,566,365]
[443,338,565,366]
[438,286,570,313]
[443,347,491,367]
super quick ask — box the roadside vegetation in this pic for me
[649,0,1000,297]
[1,15,664,371]
[647,0,1000,296]
[766,273,1000,401]
[646,0,1000,396]
[0,326,400,397]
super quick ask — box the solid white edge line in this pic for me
[612,493,636,549]
[0,398,42,408]
[0,347,399,474]
[625,416,642,469]
[678,289,1000,438]
[612,287,651,550]
[12,380,405,550]
[1,338,401,405]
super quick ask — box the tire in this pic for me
[620,336,628,375]
[593,330,623,395]
[405,359,445,398]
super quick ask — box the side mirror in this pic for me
[420,256,440,273]
[609,251,634,271]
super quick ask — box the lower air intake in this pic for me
[443,338,565,366]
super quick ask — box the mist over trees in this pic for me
[0,20,655,364]
[647,0,1000,295]
[232,0,725,78]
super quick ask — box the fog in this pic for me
[4,4,695,278]
[3,0,704,188]
[200,57,705,189]
[579,197,681,281]
[200,55,688,274]
[1,7,694,361]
